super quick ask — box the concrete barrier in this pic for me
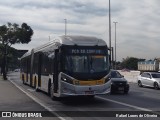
[118,70,140,83]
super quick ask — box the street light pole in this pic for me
[113,21,118,69]
[109,0,112,68]
[64,19,67,36]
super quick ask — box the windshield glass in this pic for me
[64,55,108,73]
[152,73,160,78]
[111,71,122,78]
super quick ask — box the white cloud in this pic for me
[1,0,160,61]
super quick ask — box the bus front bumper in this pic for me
[60,81,111,97]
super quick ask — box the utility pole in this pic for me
[113,21,118,69]
[111,47,114,69]
[109,0,112,68]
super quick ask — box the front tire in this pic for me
[50,83,58,100]
[138,80,143,87]
[48,80,51,96]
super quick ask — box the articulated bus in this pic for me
[20,35,111,100]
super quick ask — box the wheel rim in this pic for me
[138,81,142,87]
[154,83,159,90]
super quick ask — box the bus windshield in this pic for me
[64,55,108,73]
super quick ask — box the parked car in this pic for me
[110,70,129,94]
[137,72,160,90]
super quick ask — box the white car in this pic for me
[137,72,160,90]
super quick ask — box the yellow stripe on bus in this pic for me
[73,79,105,85]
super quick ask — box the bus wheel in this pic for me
[34,78,36,89]
[48,80,51,96]
[50,83,57,100]
[22,75,26,85]
[35,79,39,92]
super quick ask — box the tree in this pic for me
[121,57,140,70]
[0,22,33,80]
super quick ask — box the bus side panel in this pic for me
[53,50,59,93]
[26,57,29,83]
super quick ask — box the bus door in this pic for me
[53,50,59,93]
[38,54,42,87]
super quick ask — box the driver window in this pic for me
[146,73,151,78]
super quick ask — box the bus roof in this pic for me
[21,35,107,59]
[56,35,107,46]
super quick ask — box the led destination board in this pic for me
[65,48,107,55]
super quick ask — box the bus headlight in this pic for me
[105,76,111,83]
[61,77,73,84]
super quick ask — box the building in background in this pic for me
[138,59,160,72]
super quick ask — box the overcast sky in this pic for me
[0,0,160,61]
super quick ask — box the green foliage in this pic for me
[121,57,143,70]
[0,44,27,70]
[0,22,33,79]
[0,22,33,45]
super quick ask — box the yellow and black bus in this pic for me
[20,35,111,100]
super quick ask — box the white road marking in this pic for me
[96,96,152,111]
[8,77,73,120]
[27,88,36,92]
[96,96,160,116]
[8,76,160,118]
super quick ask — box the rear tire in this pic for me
[154,82,159,90]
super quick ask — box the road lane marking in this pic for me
[8,78,73,120]
[27,88,36,92]
[8,76,160,117]
[96,96,160,116]
[96,96,152,111]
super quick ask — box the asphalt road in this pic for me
[6,72,160,120]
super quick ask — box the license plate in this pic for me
[85,91,94,95]
[118,87,124,91]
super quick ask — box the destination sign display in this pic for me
[66,48,107,55]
